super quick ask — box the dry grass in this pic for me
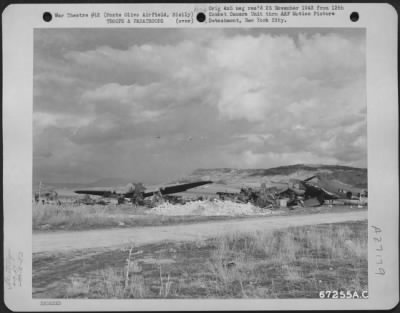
[65,277,91,298]
[33,203,126,231]
[91,266,148,299]
[73,246,149,299]
[33,201,364,232]
[32,203,238,231]
[204,222,367,298]
[49,221,367,299]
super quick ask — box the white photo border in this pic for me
[2,3,398,311]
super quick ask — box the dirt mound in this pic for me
[147,200,272,216]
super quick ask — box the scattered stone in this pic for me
[147,199,273,217]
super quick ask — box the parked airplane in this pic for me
[75,180,213,204]
[275,174,367,205]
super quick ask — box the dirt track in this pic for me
[33,210,367,253]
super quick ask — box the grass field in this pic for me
[32,202,362,232]
[33,221,367,299]
[32,202,248,231]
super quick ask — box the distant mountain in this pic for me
[32,177,132,191]
[32,181,87,192]
[33,164,367,192]
[184,164,367,189]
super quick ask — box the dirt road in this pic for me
[33,210,367,253]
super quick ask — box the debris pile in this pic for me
[147,199,273,216]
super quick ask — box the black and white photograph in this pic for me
[2,3,398,310]
[32,27,368,299]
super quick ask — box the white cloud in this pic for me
[34,29,367,183]
[211,33,365,124]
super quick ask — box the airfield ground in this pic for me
[33,220,367,299]
[33,165,368,298]
[32,197,368,298]
[33,201,364,232]
[33,209,367,253]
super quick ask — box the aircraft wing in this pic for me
[143,180,213,198]
[303,175,318,182]
[74,190,119,197]
[319,187,340,199]
[75,181,213,199]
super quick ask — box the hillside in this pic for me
[184,164,367,189]
[33,164,367,192]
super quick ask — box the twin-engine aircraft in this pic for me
[275,174,367,205]
[75,180,213,204]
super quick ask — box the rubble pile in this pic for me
[147,199,273,216]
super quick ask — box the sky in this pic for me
[33,28,366,184]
